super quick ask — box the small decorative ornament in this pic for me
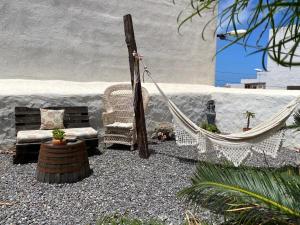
[243,111,255,132]
[206,100,216,125]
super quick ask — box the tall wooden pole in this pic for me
[123,14,149,159]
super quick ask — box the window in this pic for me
[245,83,266,89]
[287,86,300,90]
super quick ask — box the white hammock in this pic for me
[149,76,300,166]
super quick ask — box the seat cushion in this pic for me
[17,127,98,144]
[63,127,98,139]
[105,122,133,129]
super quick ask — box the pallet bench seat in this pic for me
[14,106,99,164]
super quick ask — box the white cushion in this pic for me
[17,127,98,143]
[63,127,98,139]
[105,122,133,129]
[40,109,65,130]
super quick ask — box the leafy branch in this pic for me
[175,0,300,69]
[178,162,300,225]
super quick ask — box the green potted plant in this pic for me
[243,111,255,132]
[52,129,66,145]
[200,122,220,133]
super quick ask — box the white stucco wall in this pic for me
[248,28,300,89]
[0,0,216,84]
[0,80,300,152]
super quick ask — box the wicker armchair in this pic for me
[102,84,149,150]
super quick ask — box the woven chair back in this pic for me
[103,84,149,113]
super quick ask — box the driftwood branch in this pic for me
[123,14,149,158]
[0,201,15,206]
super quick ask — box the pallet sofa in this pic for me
[14,106,99,164]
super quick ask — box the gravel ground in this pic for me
[0,141,299,225]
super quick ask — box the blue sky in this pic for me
[215,0,269,86]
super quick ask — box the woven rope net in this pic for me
[146,72,299,167]
[130,53,299,166]
[173,115,285,166]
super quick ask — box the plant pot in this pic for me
[243,128,252,132]
[52,139,66,145]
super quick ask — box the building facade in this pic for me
[226,27,300,89]
[0,0,216,84]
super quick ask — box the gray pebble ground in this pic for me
[0,141,299,225]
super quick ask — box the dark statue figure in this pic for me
[206,100,216,125]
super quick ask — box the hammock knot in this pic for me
[132,51,143,60]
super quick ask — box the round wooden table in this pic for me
[36,140,92,183]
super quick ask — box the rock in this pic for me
[1,140,298,224]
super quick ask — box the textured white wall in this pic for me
[255,28,300,89]
[0,80,299,151]
[0,0,216,84]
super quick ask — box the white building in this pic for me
[226,27,300,89]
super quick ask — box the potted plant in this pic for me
[52,129,66,145]
[243,111,255,132]
[200,122,220,133]
[151,122,175,141]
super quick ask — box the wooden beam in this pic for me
[123,14,149,159]
[123,14,137,87]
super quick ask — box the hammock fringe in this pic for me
[147,73,299,166]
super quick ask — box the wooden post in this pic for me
[123,14,149,159]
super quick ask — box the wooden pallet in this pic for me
[14,106,99,164]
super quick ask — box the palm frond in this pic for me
[174,0,300,68]
[96,213,166,225]
[286,109,300,130]
[178,163,300,224]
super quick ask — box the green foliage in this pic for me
[244,111,255,129]
[95,213,212,225]
[175,0,300,69]
[287,109,300,131]
[200,122,220,133]
[178,162,300,225]
[183,211,213,225]
[52,129,65,140]
[95,214,166,225]
[244,111,255,119]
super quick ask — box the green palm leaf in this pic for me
[287,109,300,131]
[178,163,300,225]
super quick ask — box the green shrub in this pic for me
[179,162,300,225]
[95,214,165,225]
[200,123,220,133]
[95,213,211,225]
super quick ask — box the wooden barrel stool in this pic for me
[36,140,92,183]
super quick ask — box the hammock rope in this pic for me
[136,52,299,166]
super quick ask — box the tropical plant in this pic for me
[286,109,300,131]
[52,129,65,140]
[178,162,300,225]
[244,111,255,129]
[200,122,220,133]
[95,212,212,225]
[184,211,212,225]
[174,0,300,69]
[95,213,166,225]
